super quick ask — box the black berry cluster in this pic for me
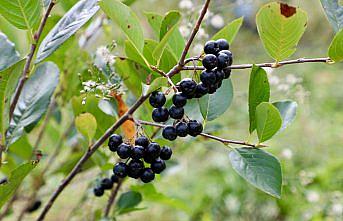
[93,174,119,197]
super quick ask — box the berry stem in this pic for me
[103,179,124,217]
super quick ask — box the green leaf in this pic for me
[256,102,282,142]
[146,77,168,94]
[143,39,158,65]
[212,17,244,44]
[100,0,144,52]
[117,191,142,213]
[0,162,38,209]
[75,113,97,141]
[144,12,163,38]
[6,62,59,146]
[273,100,297,132]
[0,0,41,30]
[98,99,117,117]
[35,0,99,63]
[256,2,308,61]
[125,40,150,68]
[320,0,343,33]
[328,29,343,62]
[228,148,282,198]
[199,79,233,121]
[0,60,25,144]
[0,32,21,71]
[248,66,270,133]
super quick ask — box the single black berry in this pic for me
[169,106,184,119]
[207,84,217,94]
[101,178,113,190]
[216,38,229,51]
[202,54,218,70]
[131,145,145,159]
[149,91,166,108]
[135,136,149,147]
[179,78,197,96]
[113,162,128,178]
[217,52,231,69]
[143,154,155,164]
[151,158,166,174]
[222,67,231,79]
[219,50,233,66]
[160,146,172,160]
[140,168,155,183]
[128,159,144,179]
[204,40,219,54]
[200,70,217,87]
[215,69,224,82]
[111,174,119,183]
[93,187,104,197]
[145,142,161,159]
[172,93,187,107]
[188,120,203,137]
[162,126,177,141]
[108,134,123,152]
[175,122,189,137]
[194,83,209,98]
[27,200,42,213]
[152,107,169,122]
[117,143,131,159]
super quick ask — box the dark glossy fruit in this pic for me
[93,187,104,197]
[140,168,155,183]
[179,78,197,96]
[200,70,217,86]
[188,120,203,137]
[207,84,217,94]
[162,126,177,141]
[128,159,144,179]
[101,178,113,190]
[169,106,184,119]
[151,158,166,174]
[172,92,187,107]
[113,162,128,178]
[160,146,172,160]
[204,40,219,54]
[194,83,209,98]
[216,38,229,50]
[111,174,119,183]
[145,142,161,159]
[117,143,131,159]
[108,134,123,152]
[219,50,233,66]
[152,107,169,122]
[149,91,166,108]
[217,52,231,69]
[27,200,42,213]
[131,145,145,159]
[135,136,149,147]
[202,54,218,70]
[175,122,189,137]
[222,67,231,79]
[215,69,224,82]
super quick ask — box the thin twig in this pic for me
[150,65,177,92]
[103,179,124,217]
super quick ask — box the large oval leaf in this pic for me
[320,0,343,33]
[273,100,297,132]
[256,102,282,143]
[35,0,99,63]
[117,191,142,214]
[6,62,60,146]
[256,2,307,61]
[328,28,343,62]
[199,79,233,121]
[212,17,243,44]
[0,32,20,71]
[0,0,41,30]
[229,148,282,198]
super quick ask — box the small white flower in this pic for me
[281,148,293,159]
[210,14,225,29]
[269,75,280,85]
[192,43,203,55]
[197,27,208,38]
[178,0,193,10]
[95,46,115,65]
[306,191,320,203]
[277,84,290,91]
[179,25,191,38]
[286,74,302,84]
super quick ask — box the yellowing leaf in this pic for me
[75,113,97,141]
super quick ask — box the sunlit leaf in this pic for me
[212,17,244,44]
[328,28,343,62]
[75,113,97,141]
[256,102,282,142]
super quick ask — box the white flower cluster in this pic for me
[95,46,116,67]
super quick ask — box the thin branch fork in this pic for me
[103,179,124,217]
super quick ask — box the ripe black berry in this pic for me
[194,83,209,98]
[188,120,203,137]
[207,84,217,94]
[160,146,172,160]
[101,178,113,190]
[179,78,197,96]
[111,174,119,183]
[128,159,144,179]
[216,38,230,51]
[172,93,187,107]
[217,52,231,69]
[117,143,131,159]
[204,40,219,54]
[151,158,166,174]
[149,91,166,108]
[200,70,217,86]
[27,200,42,213]
[131,145,145,159]
[169,106,184,119]
[108,134,122,152]
[152,107,169,122]
[222,67,231,79]
[215,69,224,82]
[145,142,161,159]
[162,126,177,141]
[140,168,155,183]
[175,122,189,137]
[219,50,233,66]
[202,54,218,70]
[135,136,149,147]
[113,162,128,178]
[93,187,104,197]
